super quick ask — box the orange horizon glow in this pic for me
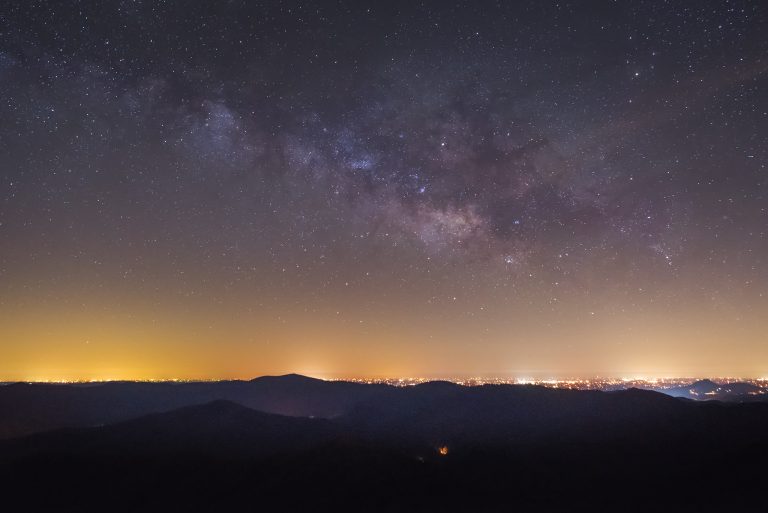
[2,290,767,383]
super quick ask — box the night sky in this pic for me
[1,1,767,380]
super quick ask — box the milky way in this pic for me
[1,1,767,379]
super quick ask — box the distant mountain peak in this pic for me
[414,380,459,389]
[250,373,324,384]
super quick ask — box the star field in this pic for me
[1,1,767,380]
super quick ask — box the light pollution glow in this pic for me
[1,290,766,382]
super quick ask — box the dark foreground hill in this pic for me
[1,380,767,512]
[0,374,386,439]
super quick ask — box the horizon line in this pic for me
[4,373,768,384]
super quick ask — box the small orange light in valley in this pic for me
[438,446,449,456]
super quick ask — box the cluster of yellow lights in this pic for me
[3,376,768,388]
[7,378,225,384]
[333,376,768,389]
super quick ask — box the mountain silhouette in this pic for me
[2,375,767,441]
[0,375,386,439]
[0,400,342,460]
[657,379,764,400]
[1,379,768,512]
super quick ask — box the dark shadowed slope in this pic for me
[1,385,768,512]
[0,400,426,513]
[340,382,768,448]
[0,375,388,439]
[0,400,342,459]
